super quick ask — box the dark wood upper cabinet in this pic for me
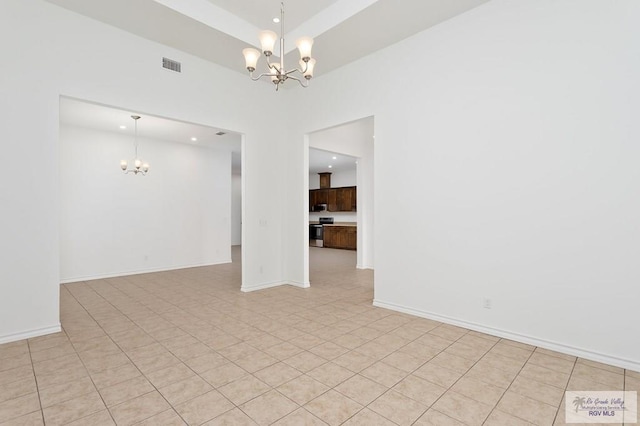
[309,186,356,212]
[318,172,332,189]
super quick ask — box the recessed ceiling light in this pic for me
[273,17,280,23]
[191,137,197,141]
[332,156,337,160]
[119,125,127,129]
[328,165,332,168]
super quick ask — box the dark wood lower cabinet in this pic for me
[323,226,357,250]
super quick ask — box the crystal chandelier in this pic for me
[242,2,316,90]
[120,115,150,175]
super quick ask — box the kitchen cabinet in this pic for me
[309,186,356,212]
[323,226,357,250]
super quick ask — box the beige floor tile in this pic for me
[234,352,279,374]
[413,362,464,388]
[0,410,44,426]
[218,375,271,405]
[496,391,558,426]
[307,362,355,388]
[429,351,476,374]
[283,351,327,373]
[200,363,247,388]
[42,392,105,426]
[360,361,406,387]
[4,247,633,426]
[0,365,33,388]
[0,353,31,373]
[484,409,535,426]
[380,350,425,373]
[488,342,534,362]
[571,363,624,389]
[477,352,526,375]
[509,375,565,407]
[534,347,577,362]
[393,374,447,406]
[271,408,328,426]
[65,410,115,426]
[331,334,368,350]
[332,351,377,373]
[90,362,141,390]
[109,391,171,426]
[449,376,505,406]
[38,376,96,408]
[203,408,257,425]
[577,358,625,374]
[135,409,186,426]
[145,363,196,388]
[429,325,468,341]
[263,342,304,360]
[239,390,298,426]
[368,389,428,425]
[276,375,330,405]
[444,342,490,362]
[413,409,465,425]
[0,377,37,405]
[519,363,571,389]
[99,376,155,407]
[334,374,387,405]
[0,393,40,424]
[432,391,493,425]
[254,362,302,387]
[33,353,82,376]
[341,408,395,425]
[183,351,227,374]
[132,351,181,374]
[309,342,350,361]
[304,389,363,426]
[527,352,575,374]
[464,362,517,389]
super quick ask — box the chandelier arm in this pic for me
[287,74,309,88]
[249,71,277,81]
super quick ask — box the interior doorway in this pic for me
[58,96,243,285]
[305,116,374,286]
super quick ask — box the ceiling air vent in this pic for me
[216,131,226,136]
[162,57,181,73]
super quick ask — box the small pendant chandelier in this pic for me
[120,115,150,175]
[242,2,316,91]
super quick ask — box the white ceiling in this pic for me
[45,0,489,80]
[309,148,357,175]
[58,98,341,174]
[59,97,243,171]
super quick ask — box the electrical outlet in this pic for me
[482,298,492,309]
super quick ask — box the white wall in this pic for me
[0,0,286,343]
[309,169,356,190]
[284,0,640,370]
[59,125,232,281]
[231,173,242,246]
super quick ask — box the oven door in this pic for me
[309,224,323,240]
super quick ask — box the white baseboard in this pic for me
[373,299,640,373]
[241,281,287,292]
[0,324,62,345]
[356,264,374,270]
[60,260,233,284]
[288,281,311,289]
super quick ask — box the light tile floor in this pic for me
[1,247,638,425]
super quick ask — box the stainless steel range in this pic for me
[309,217,334,247]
